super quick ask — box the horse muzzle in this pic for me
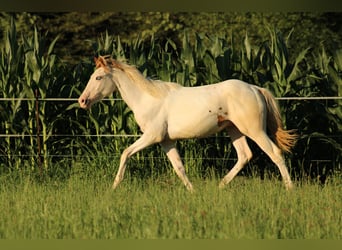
[78,96,91,109]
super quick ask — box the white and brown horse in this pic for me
[79,56,297,191]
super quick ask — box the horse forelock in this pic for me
[95,56,125,72]
[94,56,106,69]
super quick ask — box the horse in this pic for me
[78,55,297,192]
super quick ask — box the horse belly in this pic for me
[167,104,230,139]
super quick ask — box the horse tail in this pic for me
[256,87,298,153]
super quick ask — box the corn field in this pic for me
[0,19,341,182]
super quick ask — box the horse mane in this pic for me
[95,55,181,98]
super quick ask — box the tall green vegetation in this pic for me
[0,18,62,171]
[0,18,341,182]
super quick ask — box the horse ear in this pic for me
[94,56,98,64]
[95,56,106,69]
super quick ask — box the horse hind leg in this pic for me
[219,126,253,188]
[249,131,294,190]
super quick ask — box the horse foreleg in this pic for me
[219,127,252,188]
[161,140,194,192]
[112,133,157,189]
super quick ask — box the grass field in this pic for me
[0,167,341,239]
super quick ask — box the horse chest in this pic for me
[133,104,166,133]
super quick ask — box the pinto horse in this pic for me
[78,56,297,191]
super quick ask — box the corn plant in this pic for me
[22,27,60,170]
[1,18,62,172]
[0,18,25,169]
[292,47,342,179]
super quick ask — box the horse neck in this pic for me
[114,73,155,112]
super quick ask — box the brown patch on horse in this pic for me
[217,115,225,124]
[217,115,231,126]
[217,113,233,129]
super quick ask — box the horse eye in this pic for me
[96,76,103,80]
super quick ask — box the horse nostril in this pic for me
[79,97,88,107]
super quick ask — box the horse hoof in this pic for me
[218,182,226,189]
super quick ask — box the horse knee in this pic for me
[120,149,130,161]
[230,135,253,165]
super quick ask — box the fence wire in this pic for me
[1,96,340,138]
[0,97,341,101]
[0,97,341,163]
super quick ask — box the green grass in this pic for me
[0,168,341,239]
